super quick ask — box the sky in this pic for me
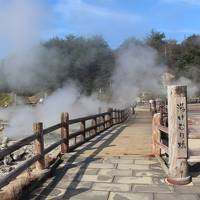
[0,0,200,57]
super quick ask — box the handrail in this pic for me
[0,105,135,189]
[157,125,168,134]
[68,112,109,124]
[155,141,168,154]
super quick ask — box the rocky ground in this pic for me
[0,130,63,178]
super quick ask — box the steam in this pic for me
[174,77,198,97]
[4,84,111,139]
[0,46,64,93]
[111,41,166,105]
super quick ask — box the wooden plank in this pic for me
[43,123,62,135]
[167,85,190,184]
[187,156,200,163]
[33,123,45,170]
[188,133,200,139]
[80,120,86,142]
[157,125,168,134]
[91,118,97,135]
[68,112,109,124]
[152,113,161,156]
[155,141,169,154]
[61,113,69,153]
[175,97,188,158]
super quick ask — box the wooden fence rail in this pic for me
[152,85,200,185]
[0,106,134,189]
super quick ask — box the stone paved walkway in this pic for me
[27,108,200,200]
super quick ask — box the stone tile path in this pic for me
[27,109,200,200]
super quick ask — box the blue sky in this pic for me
[0,0,200,57]
[44,0,200,48]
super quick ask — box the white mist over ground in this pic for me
[3,84,110,139]
[3,41,168,139]
[112,42,166,106]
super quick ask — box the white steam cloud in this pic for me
[112,41,166,105]
[4,84,110,139]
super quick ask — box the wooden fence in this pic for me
[152,85,200,185]
[0,106,134,189]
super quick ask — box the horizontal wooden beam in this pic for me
[68,112,110,124]
[43,123,62,135]
[188,133,200,139]
[187,156,200,163]
[155,141,169,154]
[157,125,168,134]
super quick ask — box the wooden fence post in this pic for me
[61,112,69,153]
[80,120,86,141]
[132,106,135,115]
[152,113,161,156]
[119,110,122,123]
[103,115,106,129]
[153,100,157,114]
[33,122,45,170]
[167,85,191,185]
[116,110,119,123]
[114,109,117,124]
[149,100,152,112]
[91,118,96,135]
[107,108,113,127]
[121,110,124,122]
[160,104,164,126]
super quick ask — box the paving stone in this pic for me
[42,180,92,190]
[78,174,114,182]
[134,160,159,165]
[119,156,151,160]
[133,185,174,193]
[108,192,153,200]
[104,158,134,164]
[154,193,199,200]
[117,164,149,170]
[68,157,103,164]
[114,176,153,184]
[174,185,200,194]
[55,167,99,175]
[98,169,132,176]
[32,187,66,198]
[152,177,166,185]
[192,177,200,185]
[29,195,61,200]
[92,182,131,192]
[134,170,165,177]
[150,165,163,170]
[64,190,109,200]
[48,173,113,183]
[87,163,116,169]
